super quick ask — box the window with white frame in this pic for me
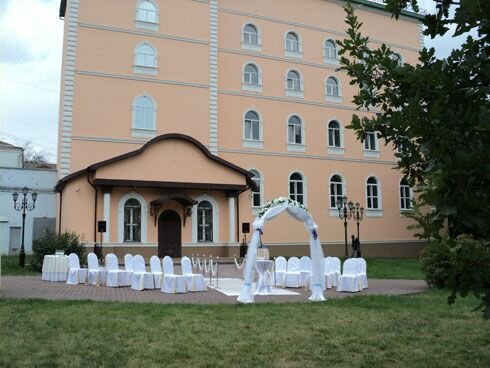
[391,52,403,66]
[328,120,342,148]
[244,111,261,141]
[136,1,158,24]
[326,77,340,97]
[124,198,141,242]
[250,170,263,208]
[243,63,260,85]
[285,32,301,54]
[289,172,304,204]
[133,96,155,131]
[197,200,213,242]
[329,175,344,208]
[324,39,338,60]
[134,43,157,69]
[243,24,259,45]
[287,115,303,144]
[286,70,302,91]
[366,177,380,209]
[400,178,412,210]
[364,131,378,151]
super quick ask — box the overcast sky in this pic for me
[0,0,466,163]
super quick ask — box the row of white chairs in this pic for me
[271,256,367,292]
[66,253,206,293]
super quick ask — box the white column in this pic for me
[228,196,236,243]
[103,192,111,243]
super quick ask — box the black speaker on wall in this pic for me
[242,222,250,234]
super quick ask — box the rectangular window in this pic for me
[364,132,377,151]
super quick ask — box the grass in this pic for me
[0,255,39,276]
[365,257,424,280]
[0,289,488,368]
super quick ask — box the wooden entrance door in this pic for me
[158,210,182,258]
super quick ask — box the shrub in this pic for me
[420,235,490,319]
[32,231,86,271]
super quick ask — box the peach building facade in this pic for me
[56,0,426,258]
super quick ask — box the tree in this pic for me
[337,0,490,318]
[22,141,52,168]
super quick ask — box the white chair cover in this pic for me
[357,258,368,289]
[299,256,312,287]
[150,255,163,289]
[272,256,287,287]
[331,257,341,286]
[161,256,187,293]
[285,256,301,288]
[66,253,87,284]
[324,257,334,289]
[337,258,361,292]
[181,256,206,292]
[87,253,107,286]
[105,253,131,287]
[130,255,155,290]
[124,254,134,280]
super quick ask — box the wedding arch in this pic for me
[237,197,326,303]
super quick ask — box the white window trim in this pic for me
[284,30,303,59]
[118,192,148,243]
[241,22,262,52]
[391,52,404,66]
[192,194,219,243]
[363,131,380,158]
[323,38,339,65]
[328,172,347,216]
[327,119,345,155]
[133,41,158,75]
[135,0,160,31]
[285,69,304,98]
[286,114,306,152]
[132,93,157,137]
[325,75,343,103]
[242,109,264,149]
[242,62,263,93]
[288,170,307,207]
[399,178,413,212]
[249,168,264,209]
[365,175,383,217]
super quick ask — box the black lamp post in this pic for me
[336,196,353,258]
[351,202,365,241]
[12,187,37,267]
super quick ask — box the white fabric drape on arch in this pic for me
[237,201,326,303]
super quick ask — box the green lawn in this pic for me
[0,255,39,276]
[0,290,488,368]
[365,257,424,279]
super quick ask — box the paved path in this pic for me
[0,264,427,304]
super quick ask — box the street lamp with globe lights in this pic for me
[12,187,37,267]
[336,195,353,258]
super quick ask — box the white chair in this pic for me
[337,258,361,292]
[150,255,163,289]
[357,258,368,289]
[161,256,187,294]
[181,256,206,292]
[299,256,312,287]
[87,253,107,286]
[285,256,301,288]
[331,257,341,286]
[66,253,87,284]
[105,253,130,287]
[272,256,287,287]
[130,255,155,291]
[324,257,335,289]
[124,254,134,280]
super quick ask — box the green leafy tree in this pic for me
[337,0,490,318]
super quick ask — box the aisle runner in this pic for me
[208,278,300,296]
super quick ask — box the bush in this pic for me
[32,231,86,271]
[420,235,490,319]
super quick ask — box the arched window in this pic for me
[324,39,337,59]
[243,24,259,45]
[289,172,305,205]
[243,63,259,85]
[136,1,158,24]
[287,115,303,144]
[400,178,412,210]
[124,198,141,242]
[134,43,157,68]
[133,96,155,130]
[286,70,301,91]
[285,32,300,53]
[391,53,403,66]
[250,170,263,208]
[329,175,344,208]
[328,120,341,148]
[366,177,380,209]
[197,201,213,242]
[326,77,340,97]
[244,111,261,141]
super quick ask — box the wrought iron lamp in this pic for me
[12,187,37,267]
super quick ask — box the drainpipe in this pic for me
[58,189,63,234]
[236,185,252,243]
[86,170,97,243]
